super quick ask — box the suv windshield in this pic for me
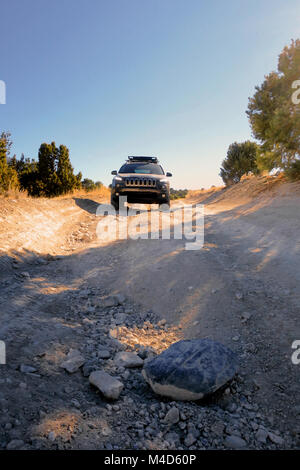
[119,163,164,175]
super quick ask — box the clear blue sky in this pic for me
[1,0,299,189]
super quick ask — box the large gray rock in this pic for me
[142,338,238,401]
[89,370,124,400]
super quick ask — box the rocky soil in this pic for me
[0,178,299,450]
[0,278,295,450]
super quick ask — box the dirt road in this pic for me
[0,177,299,450]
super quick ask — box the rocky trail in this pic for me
[0,177,299,450]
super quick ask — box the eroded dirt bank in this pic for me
[0,177,299,450]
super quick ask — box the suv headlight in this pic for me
[160,178,168,183]
[114,176,123,181]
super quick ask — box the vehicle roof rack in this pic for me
[127,156,158,163]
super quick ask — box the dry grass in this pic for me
[0,185,110,201]
[0,188,29,199]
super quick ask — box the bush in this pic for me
[220,141,259,185]
[81,178,103,192]
[285,160,300,181]
[170,188,188,200]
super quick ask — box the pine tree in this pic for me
[57,145,77,194]
[37,142,59,196]
[247,39,300,170]
[0,136,9,192]
[18,157,39,196]
[0,132,18,192]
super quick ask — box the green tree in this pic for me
[220,141,259,185]
[0,132,18,192]
[247,39,300,170]
[170,188,188,200]
[18,156,40,196]
[37,142,60,196]
[57,145,77,194]
[81,178,96,192]
[75,171,82,189]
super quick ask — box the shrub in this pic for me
[285,160,300,181]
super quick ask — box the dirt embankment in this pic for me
[0,176,299,450]
[0,188,110,256]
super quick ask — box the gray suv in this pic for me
[111,156,172,210]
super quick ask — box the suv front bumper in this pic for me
[112,185,169,203]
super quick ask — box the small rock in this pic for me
[115,293,126,305]
[224,435,247,449]
[48,431,56,442]
[250,421,259,431]
[20,272,30,279]
[241,312,252,323]
[98,349,111,359]
[114,313,126,325]
[165,431,180,446]
[256,428,268,443]
[163,406,179,425]
[20,364,37,374]
[61,349,85,373]
[184,433,197,447]
[114,351,144,368]
[245,343,256,354]
[211,421,225,436]
[137,348,148,360]
[268,432,284,446]
[6,439,25,450]
[293,405,300,415]
[89,370,124,400]
[235,291,243,300]
[102,296,119,308]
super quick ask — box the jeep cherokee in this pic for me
[111,156,172,210]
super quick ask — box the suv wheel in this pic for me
[159,196,170,208]
[111,195,119,212]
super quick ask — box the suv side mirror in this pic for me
[111,170,117,175]
[166,172,172,177]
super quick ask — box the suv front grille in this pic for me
[125,177,156,187]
